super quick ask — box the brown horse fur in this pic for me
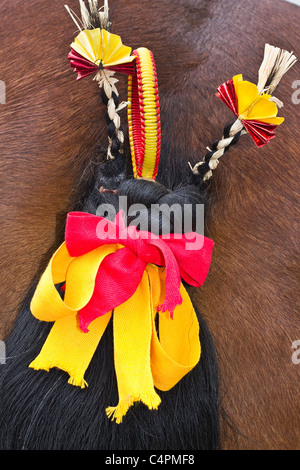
[0,0,299,450]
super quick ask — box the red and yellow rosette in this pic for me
[216,74,284,147]
[68,28,135,78]
[68,29,161,180]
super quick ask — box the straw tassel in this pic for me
[78,0,92,29]
[257,43,297,95]
[65,0,111,31]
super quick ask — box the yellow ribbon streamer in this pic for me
[29,243,201,423]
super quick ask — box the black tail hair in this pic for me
[0,121,219,450]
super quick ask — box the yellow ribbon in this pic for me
[71,28,135,67]
[29,243,201,423]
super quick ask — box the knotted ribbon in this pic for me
[29,211,214,423]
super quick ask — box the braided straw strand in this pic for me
[189,119,245,182]
[190,44,297,183]
[66,0,122,160]
[94,69,127,160]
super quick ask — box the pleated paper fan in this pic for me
[216,74,284,147]
[233,75,284,125]
[70,28,135,68]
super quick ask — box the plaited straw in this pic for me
[94,69,128,160]
[65,0,125,160]
[190,44,297,182]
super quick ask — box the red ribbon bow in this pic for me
[65,212,214,332]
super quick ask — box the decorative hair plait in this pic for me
[68,19,161,180]
[190,43,297,181]
[217,74,284,147]
[28,1,297,424]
